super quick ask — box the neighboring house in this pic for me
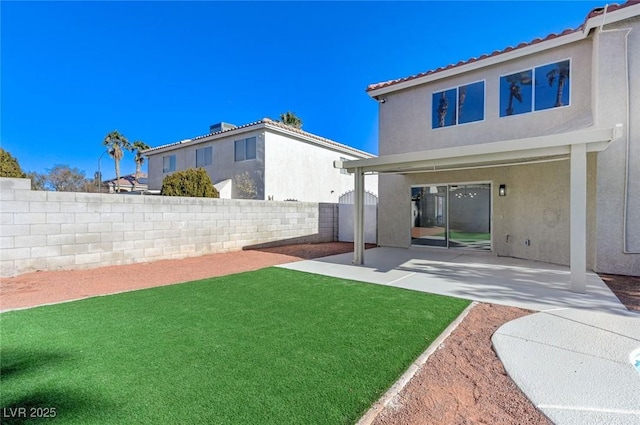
[338,1,639,288]
[143,118,377,202]
[103,172,148,193]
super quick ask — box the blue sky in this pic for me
[1,0,605,179]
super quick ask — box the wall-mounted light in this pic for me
[499,184,507,197]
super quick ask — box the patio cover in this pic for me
[334,125,623,293]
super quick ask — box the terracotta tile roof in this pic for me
[367,1,639,93]
[142,118,375,159]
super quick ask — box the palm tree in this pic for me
[546,61,570,107]
[132,140,150,191]
[505,72,532,116]
[103,130,132,193]
[457,86,467,123]
[437,92,449,127]
[279,111,303,129]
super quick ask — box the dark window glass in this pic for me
[500,70,533,117]
[432,88,457,128]
[196,146,212,167]
[535,60,570,111]
[458,81,484,124]
[234,140,245,162]
[245,137,256,160]
[163,155,176,173]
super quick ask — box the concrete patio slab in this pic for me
[278,246,627,312]
[493,309,640,425]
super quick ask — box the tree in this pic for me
[132,140,150,190]
[234,171,257,199]
[26,171,47,190]
[505,72,532,116]
[546,61,570,107]
[279,111,303,129]
[161,168,219,198]
[0,148,26,178]
[46,164,87,192]
[103,130,132,193]
[437,92,449,128]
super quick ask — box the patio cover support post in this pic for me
[354,167,365,265]
[570,143,587,293]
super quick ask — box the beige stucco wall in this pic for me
[147,129,378,203]
[593,19,640,275]
[378,155,598,268]
[378,39,594,156]
[376,15,640,275]
[376,38,598,268]
[263,132,378,203]
[147,130,266,198]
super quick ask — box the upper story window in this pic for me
[432,80,485,129]
[500,59,570,117]
[234,137,257,162]
[163,155,176,173]
[196,146,213,167]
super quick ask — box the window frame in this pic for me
[431,79,486,129]
[196,146,213,168]
[234,137,257,162]
[162,155,176,173]
[499,58,572,119]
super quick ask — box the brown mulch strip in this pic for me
[372,303,553,425]
[599,273,640,312]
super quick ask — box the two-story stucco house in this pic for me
[337,1,639,291]
[144,118,377,203]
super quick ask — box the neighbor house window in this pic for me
[196,146,213,167]
[500,59,570,117]
[234,137,257,162]
[162,155,176,173]
[432,81,485,129]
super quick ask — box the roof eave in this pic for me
[142,122,268,156]
[263,121,375,159]
[367,30,586,99]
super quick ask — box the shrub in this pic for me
[161,168,219,198]
[0,148,26,178]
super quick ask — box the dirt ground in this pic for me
[599,273,640,312]
[1,242,637,424]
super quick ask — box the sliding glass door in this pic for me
[411,184,491,250]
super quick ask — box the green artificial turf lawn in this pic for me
[435,231,491,241]
[0,267,469,425]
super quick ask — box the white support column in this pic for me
[570,143,587,293]
[353,167,365,265]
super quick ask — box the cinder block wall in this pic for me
[0,178,337,277]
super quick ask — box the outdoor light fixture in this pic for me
[499,184,507,197]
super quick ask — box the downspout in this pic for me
[594,8,638,254]
[620,28,636,253]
